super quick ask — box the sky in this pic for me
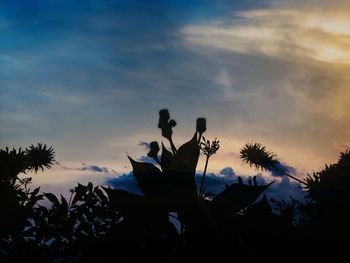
[1,0,349,197]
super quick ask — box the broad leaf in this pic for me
[43,192,60,207]
[60,194,68,213]
[212,182,274,212]
[160,143,175,173]
[175,132,199,174]
[167,133,199,193]
[31,187,40,197]
[128,157,168,197]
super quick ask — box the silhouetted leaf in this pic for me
[167,133,199,193]
[175,132,199,174]
[31,187,40,197]
[106,188,146,218]
[60,195,68,213]
[160,143,175,172]
[43,192,60,207]
[128,156,167,197]
[32,194,44,203]
[95,188,108,203]
[212,182,274,212]
[72,183,86,205]
[87,182,93,193]
[245,194,272,217]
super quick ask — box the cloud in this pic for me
[267,175,305,201]
[181,7,350,64]
[60,163,115,174]
[177,2,350,172]
[81,164,110,173]
[219,167,235,177]
[269,162,297,177]
[138,141,150,150]
[105,172,141,194]
[333,143,350,152]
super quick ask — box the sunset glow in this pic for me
[1,0,349,190]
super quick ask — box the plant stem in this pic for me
[199,155,210,196]
[68,191,74,206]
[197,132,202,145]
[169,137,177,155]
[273,166,307,186]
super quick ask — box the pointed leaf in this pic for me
[60,194,68,213]
[245,194,272,216]
[169,133,199,192]
[43,192,60,207]
[72,183,86,205]
[212,182,274,212]
[175,132,200,174]
[106,189,146,218]
[160,143,175,172]
[95,188,108,203]
[87,182,93,193]
[31,187,40,197]
[128,156,167,197]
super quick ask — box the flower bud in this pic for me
[159,109,170,124]
[196,117,206,134]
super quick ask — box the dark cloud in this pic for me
[61,163,114,174]
[195,172,235,194]
[269,162,297,177]
[138,141,150,150]
[105,172,141,194]
[267,176,305,202]
[81,165,110,173]
[219,167,235,177]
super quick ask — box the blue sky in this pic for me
[1,0,350,194]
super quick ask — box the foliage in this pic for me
[1,110,350,260]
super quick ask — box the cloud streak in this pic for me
[181,7,350,64]
[60,163,116,174]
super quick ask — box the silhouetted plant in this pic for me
[240,142,306,185]
[303,150,350,229]
[3,110,349,260]
[125,109,273,259]
[198,137,220,196]
[0,144,55,235]
[0,143,55,259]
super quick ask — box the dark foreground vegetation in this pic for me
[1,109,349,261]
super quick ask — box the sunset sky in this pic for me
[1,0,349,195]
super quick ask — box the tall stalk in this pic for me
[273,166,307,185]
[168,137,177,155]
[199,155,209,196]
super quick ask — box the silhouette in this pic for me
[0,109,349,261]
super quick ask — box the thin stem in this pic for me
[68,191,74,206]
[273,166,307,186]
[197,132,202,145]
[168,137,177,155]
[199,155,210,196]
